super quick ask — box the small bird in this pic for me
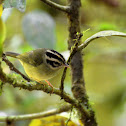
[4,48,68,91]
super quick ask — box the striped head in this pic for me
[45,49,68,70]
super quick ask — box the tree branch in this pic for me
[66,0,97,125]
[40,0,70,13]
[78,30,126,52]
[0,61,90,117]
[60,33,83,99]
[2,53,31,82]
[0,105,71,122]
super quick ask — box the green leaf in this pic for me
[0,3,3,17]
[3,0,26,12]
[79,30,126,50]
[0,18,5,56]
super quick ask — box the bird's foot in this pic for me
[38,80,53,95]
[45,80,54,95]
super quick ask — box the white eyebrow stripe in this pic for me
[46,50,65,62]
[45,56,61,63]
[46,50,56,55]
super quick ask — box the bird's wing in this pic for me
[18,49,44,67]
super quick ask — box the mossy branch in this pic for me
[0,59,90,119]
[2,53,30,82]
[60,33,83,99]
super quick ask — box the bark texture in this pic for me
[67,0,97,125]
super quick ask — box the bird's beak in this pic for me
[63,63,69,68]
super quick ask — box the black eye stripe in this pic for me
[50,50,63,57]
[46,59,61,67]
[46,51,65,63]
[50,50,65,62]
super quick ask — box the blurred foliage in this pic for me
[22,10,56,49]
[97,22,118,31]
[3,0,26,12]
[29,116,81,126]
[0,81,3,96]
[0,0,126,126]
[0,18,5,56]
[0,3,3,16]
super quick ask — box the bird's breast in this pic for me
[20,61,60,81]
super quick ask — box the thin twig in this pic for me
[2,53,31,82]
[67,33,83,63]
[0,105,71,122]
[60,33,83,99]
[66,106,73,126]
[77,37,93,52]
[40,0,70,13]
[77,30,126,52]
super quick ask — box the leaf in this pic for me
[29,119,42,126]
[29,116,80,126]
[0,3,3,17]
[0,18,6,56]
[79,30,126,50]
[3,0,26,12]
[22,10,56,49]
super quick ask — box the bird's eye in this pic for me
[52,62,61,67]
[46,59,61,68]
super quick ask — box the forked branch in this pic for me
[0,59,90,117]
[60,33,83,99]
[40,0,70,13]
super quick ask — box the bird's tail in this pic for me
[4,52,20,58]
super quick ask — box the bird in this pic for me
[4,48,69,92]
